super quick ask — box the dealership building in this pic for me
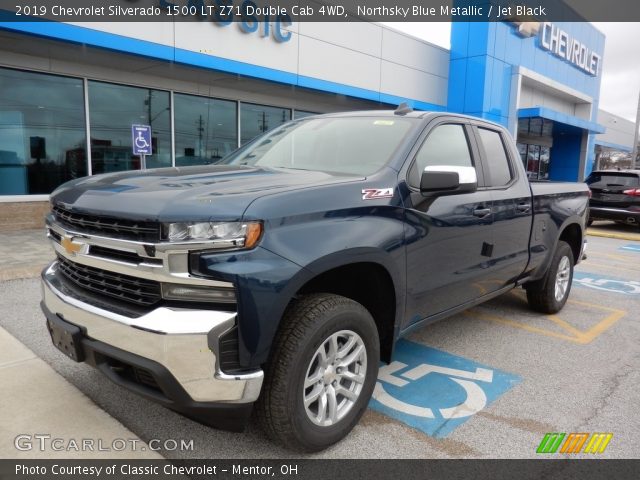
[0,15,636,229]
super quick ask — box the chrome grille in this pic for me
[56,255,162,307]
[52,205,160,242]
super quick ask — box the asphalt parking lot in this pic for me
[0,234,638,459]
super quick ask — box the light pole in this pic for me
[633,91,640,168]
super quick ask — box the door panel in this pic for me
[400,120,493,328]
[403,189,495,326]
[487,184,534,289]
[473,126,532,291]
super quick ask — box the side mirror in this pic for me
[420,165,478,196]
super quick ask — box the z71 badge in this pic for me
[362,188,394,200]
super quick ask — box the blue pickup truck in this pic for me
[41,109,588,451]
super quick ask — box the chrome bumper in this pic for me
[41,262,263,404]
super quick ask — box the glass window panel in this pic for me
[478,128,512,186]
[517,119,529,135]
[541,119,553,137]
[517,142,528,165]
[222,117,416,176]
[174,94,237,166]
[539,146,550,180]
[0,68,86,195]
[586,173,639,188]
[240,103,290,145]
[529,118,543,136]
[526,145,540,180]
[293,110,318,119]
[410,124,473,187]
[88,81,170,174]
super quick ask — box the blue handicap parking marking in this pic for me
[573,271,640,295]
[620,244,640,253]
[369,339,521,438]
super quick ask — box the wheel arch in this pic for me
[272,249,404,365]
[558,221,583,264]
[296,261,399,363]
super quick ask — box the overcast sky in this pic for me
[384,22,640,123]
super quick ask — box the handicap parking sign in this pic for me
[369,340,521,437]
[132,124,152,155]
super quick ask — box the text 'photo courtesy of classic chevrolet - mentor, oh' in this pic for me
[40,107,589,452]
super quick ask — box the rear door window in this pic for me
[477,128,513,187]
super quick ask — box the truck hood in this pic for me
[51,165,360,222]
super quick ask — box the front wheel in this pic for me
[525,241,574,314]
[256,293,379,452]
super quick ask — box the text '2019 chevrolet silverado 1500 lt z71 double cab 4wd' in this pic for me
[41,110,588,452]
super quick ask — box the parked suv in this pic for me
[585,170,640,228]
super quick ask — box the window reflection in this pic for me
[293,110,318,119]
[240,103,290,145]
[0,68,86,195]
[88,81,171,174]
[518,143,551,180]
[174,94,237,166]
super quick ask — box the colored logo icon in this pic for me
[537,432,613,454]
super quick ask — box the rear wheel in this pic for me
[256,293,379,452]
[526,241,574,314]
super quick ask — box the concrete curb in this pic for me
[587,229,640,241]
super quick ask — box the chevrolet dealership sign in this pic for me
[540,22,601,77]
[509,21,601,77]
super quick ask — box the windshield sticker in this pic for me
[373,120,395,126]
[362,188,394,200]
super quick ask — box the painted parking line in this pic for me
[620,244,640,253]
[573,271,640,295]
[466,294,626,345]
[369,340,520,438]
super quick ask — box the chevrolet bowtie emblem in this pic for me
[61,235,82,255]
[508,20,541,38]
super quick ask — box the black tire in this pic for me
[256,293,379,452]
[525,241,574,314]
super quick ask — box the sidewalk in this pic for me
[0,231,162,459]
[0,327,163,459]
[0,229,53,282]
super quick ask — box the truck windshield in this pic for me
[219,116,417,175]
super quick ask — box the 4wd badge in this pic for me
[362,188,394,200]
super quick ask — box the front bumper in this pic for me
[41,262,264,429]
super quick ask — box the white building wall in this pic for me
[596,110,636,149]
[68,20,449,107]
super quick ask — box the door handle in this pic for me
[516,202,531,213]
[473,207,492,218]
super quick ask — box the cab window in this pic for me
[409,124,473,187]
[477,128,513,187]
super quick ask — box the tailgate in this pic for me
[587,172,640,208]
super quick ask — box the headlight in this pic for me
[163,221,262,249]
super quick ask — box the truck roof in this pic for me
[311,110,507,130]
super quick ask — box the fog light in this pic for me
[161,284,236,303]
